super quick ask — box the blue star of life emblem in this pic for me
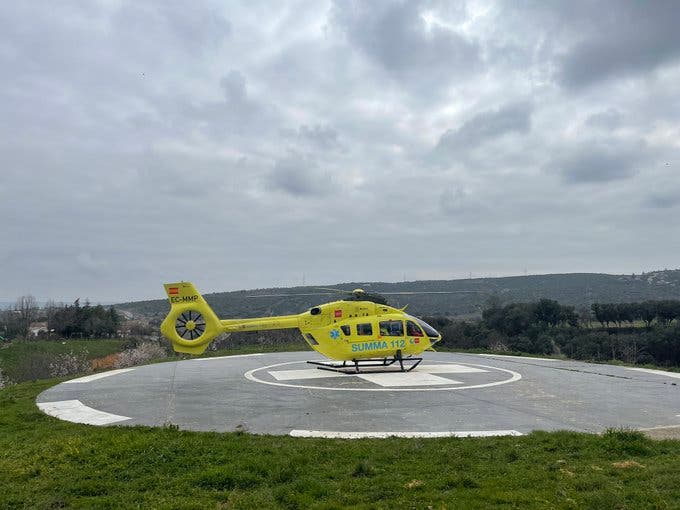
[330,329,340,340]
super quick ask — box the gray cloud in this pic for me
[644,190,680,209]
[557,1,680,88]
[1,1,680,301]
[585,109,624,130]
[331,0,480,90]
[557,143,645,184]
[157,70,282,144]
[298,125,341,150]
[439,186,483,216]
[220,71,247,103]
[281,124,343,152]
[268,153,329,196]
[111,2,231,54]
[434,102,532,157]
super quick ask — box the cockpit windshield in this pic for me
[407,316,440,339]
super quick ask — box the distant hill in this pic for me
[116,269,680,320]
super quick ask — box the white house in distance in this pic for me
[29,322,48,337]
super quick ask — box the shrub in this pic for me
[115,342,168,368]
[12,352,54,382]
[49,351,91,378]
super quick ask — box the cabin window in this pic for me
[406,320,424,337]
[340,325,351,336]
[305,333,319,345]
[356,323,372,336]
[379,320,403,336]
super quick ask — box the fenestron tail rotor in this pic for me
[175,310,206,340]
[161,282,223,354]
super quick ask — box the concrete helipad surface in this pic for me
[36,352,680,438]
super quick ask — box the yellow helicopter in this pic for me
[160,282,470,373]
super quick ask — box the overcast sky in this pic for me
[1,0,679,303]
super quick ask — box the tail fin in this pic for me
[160,282,222,355]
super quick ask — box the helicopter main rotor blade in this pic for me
[313,287,355,294]
[312,287,488,295]
[246,292,335,298]
[244,289,488,298]
[377,290,488,295]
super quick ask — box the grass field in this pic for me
[2,375,680,509]
[0,339,126,383]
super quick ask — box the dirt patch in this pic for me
[91,353,121,371]
[611,460,645,469]
[405,479,424,489]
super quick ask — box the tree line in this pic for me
[591,300,680,327]
[482,298,578,336]
[0,296,122,340]
[428,298,680,367]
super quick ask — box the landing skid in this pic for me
[307,350,422,374]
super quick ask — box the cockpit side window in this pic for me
[406,320,424,337]
[340,325,351,336]
[379,320,403,336]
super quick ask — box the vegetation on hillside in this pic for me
[116,269,680,319]
[0,298,145,385]
[0,298,122,340]
[591,300,680,327]
[433,298,680,367]
[0,339,128,384]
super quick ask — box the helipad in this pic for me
[36,352,680,438]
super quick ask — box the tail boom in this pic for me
[221,316,300,333]
[160,282,300,355]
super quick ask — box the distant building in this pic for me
[29,322,48,337]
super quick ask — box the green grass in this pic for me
[2,379,680,509]
[0,339,125,382]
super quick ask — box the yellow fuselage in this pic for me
[220,300,439,360]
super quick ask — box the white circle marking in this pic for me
[244,361,521,392]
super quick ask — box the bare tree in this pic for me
[45,299,57,339]
[15,295,38,339]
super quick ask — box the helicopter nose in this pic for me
[428,330,442,345]
[413,317,441,342]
